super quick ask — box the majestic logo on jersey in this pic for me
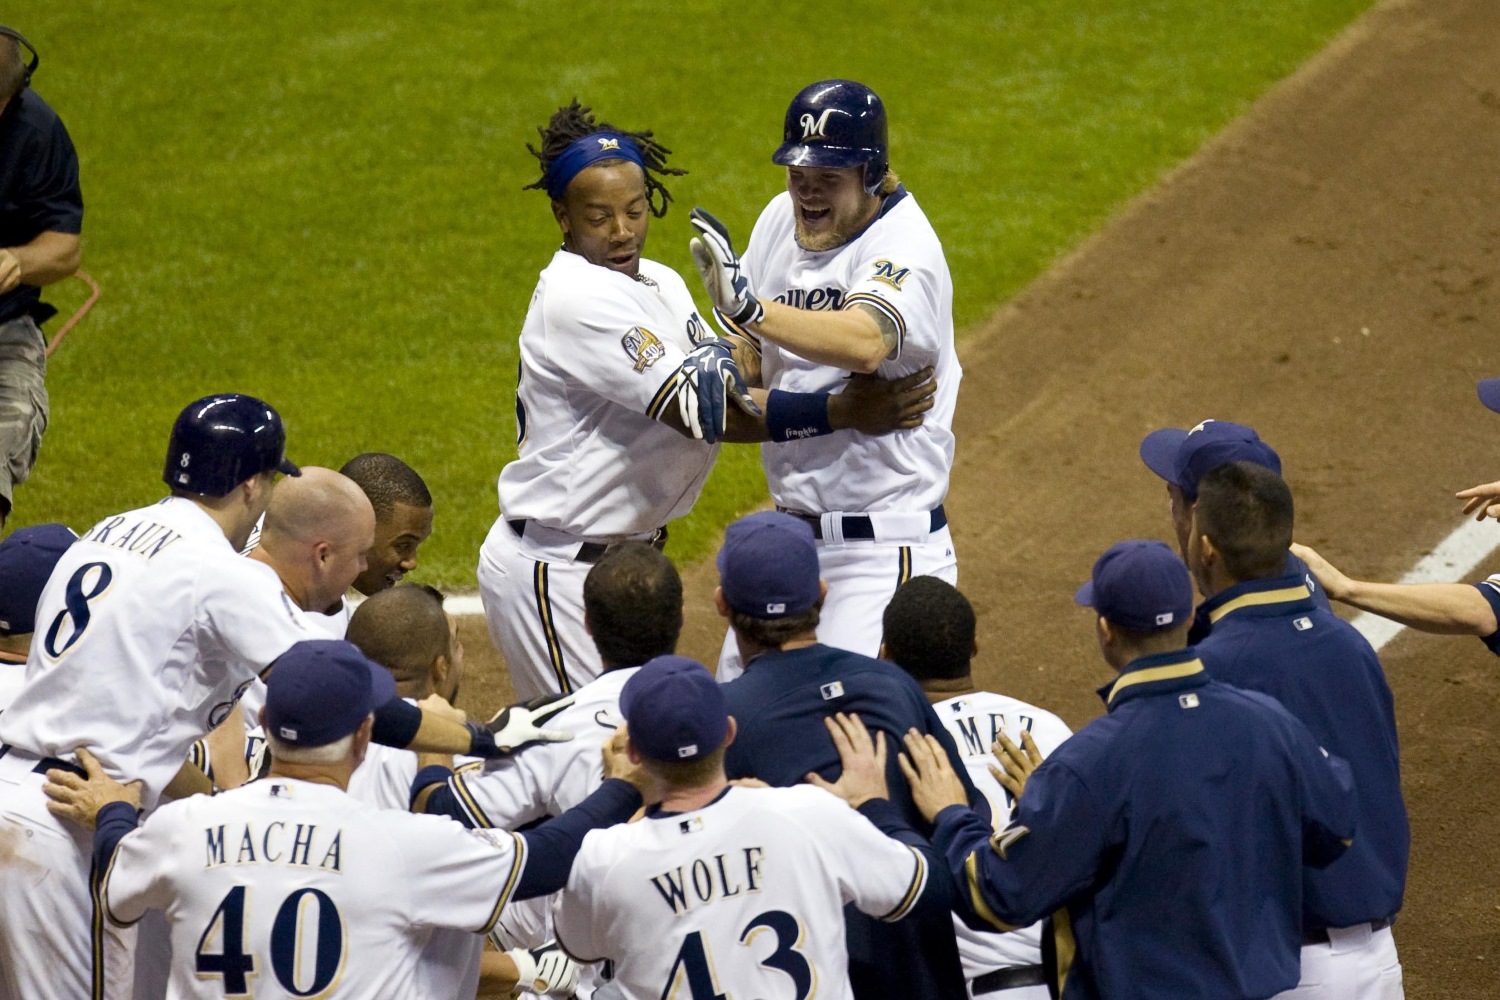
[800,109,836,140]
[597,137,621,151]
[870,259,911,290]
[622,326,667,373]
[774,287,843,311]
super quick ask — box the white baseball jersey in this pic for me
[0,655,23,712]
[448,666,633,829]
[497,250,718,538]
[933,690,1073,978]
[554,784,928,999]
[101,777,526,1000]
[0,498,313,805]
[743,189,960,514]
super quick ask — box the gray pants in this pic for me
[0,314,48,518]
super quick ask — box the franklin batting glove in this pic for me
[468,692,576,758]
[689,208,765,328]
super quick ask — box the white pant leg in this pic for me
[0,764,134,1000]
[715,525,957,678]
[130,909,170,999]
[1273,925,1403,1000]
[478,518,601,703]
[816,525,959,657]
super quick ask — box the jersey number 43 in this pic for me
[663,909,812,999]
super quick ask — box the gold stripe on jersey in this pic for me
[647,369,687,422]
[1206,584,1312,624]
[880,845,929,922]
[450,770,495,829]
[843,292,907,355]
[481,832,528,934]
[1049,906,1077,997]
[97,845,144,929]
[90,857,108,1000]
[963,851,1020,931]
[533,562,572,694]
[897,546,913,586]
[1104,658,1204,705]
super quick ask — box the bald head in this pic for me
[346,584,454,698]
[256,467,376,611]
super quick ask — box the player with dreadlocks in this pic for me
[478,100,939,702]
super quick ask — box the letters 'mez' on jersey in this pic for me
[934,691,1073,978]
[554,785,927,1000]
[102,778,526,1000]
[447,666,633,830]
[0,498,312,805]
[499,251,718,537]
[743,189,961,514]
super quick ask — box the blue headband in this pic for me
[543,132,647,200]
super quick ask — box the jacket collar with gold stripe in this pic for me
[1198,572,1316,628]
[1096,648,1208,711]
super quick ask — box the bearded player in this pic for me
[480,100,938,701]
[690,80,961,678]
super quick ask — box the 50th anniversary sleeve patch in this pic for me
[622,326,666,372]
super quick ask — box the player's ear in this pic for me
[723,714,738,749]
[551,198,570,237]
[430,653,448,690]
[351,714,374,766]
[257,705,268,731]
[712,587,730,619]
[877,641,887,659]
[818,580,829,605]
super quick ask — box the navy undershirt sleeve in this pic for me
[514,779,642,899]
[371,697,423,748]
[93,801,142,874]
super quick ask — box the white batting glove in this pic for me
[506,943,579,997]
[468,693,576,758]
[689,208,764,328]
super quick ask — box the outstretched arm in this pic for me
[1291,542,1499,637]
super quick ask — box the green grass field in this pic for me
[15,0,1373,587]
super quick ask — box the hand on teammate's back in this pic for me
[1456,478,1500,521]
[898,729,970,823]
[600,723,657,803]
[1288,542,1353,601]
[42,748,141,831]
[417,692,465,724]
[990,730,1044,804]
[804,712,890,808]
[828,366,937,435]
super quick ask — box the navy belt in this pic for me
[1303,916,1394,946]
[972,964,1047,994]
[776,504,947,541]
[0,743,87,780]
[507,520,667,563]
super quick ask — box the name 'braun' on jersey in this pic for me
[0,498,312,806]
[499,250,718,538]
[935,690,1074,979]
[554,784,927,999]
[746,190,960,513]
[101,778,526,1000]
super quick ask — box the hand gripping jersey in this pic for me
[554,785,928,1000]
[932,690,1073,981]
[0,497,313,805]
[445,666,633,830]
[101,777,527,1000]
[742,188,960,514]
[497,250,718,538]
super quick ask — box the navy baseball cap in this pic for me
[0,524,77,635]
[1139,419,1282,501]
[264,640,396,747]
[620,655,729,762]
[1075,540,1194,632]
[716,510,820,619]
[1478,378,1500,414]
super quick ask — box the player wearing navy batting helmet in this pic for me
[691,80,962,679]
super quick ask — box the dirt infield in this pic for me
[462,0,1500,992]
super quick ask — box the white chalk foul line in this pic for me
[444,594,485,617]
[1350,518,1500,652]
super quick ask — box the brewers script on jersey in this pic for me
[480,251,715,701]
[934,689,1074,988]
[99,777,526,1000]
[720,186,960,678]
[553,784,928,999]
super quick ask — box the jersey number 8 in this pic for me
[42,562,113,660]
[195,885,345,997]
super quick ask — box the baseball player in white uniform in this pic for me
[880,577,1072,998]
[483,101,937,702]
[554,656,948,999]
[690,80,961,678]
[40,641,630,1000]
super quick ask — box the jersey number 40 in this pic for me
[195,885,345,997]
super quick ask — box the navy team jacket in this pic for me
[1195,573,1408,931]
[933,649,1356,1000]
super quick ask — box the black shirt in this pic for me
[0,88,83,323]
